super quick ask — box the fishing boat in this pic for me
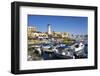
[74,41,87,58]
[53,42,86,59]
[74,42,84,52]
[41,43,54,53]
[53,45,74,59]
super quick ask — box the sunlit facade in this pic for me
[28,25,70,40]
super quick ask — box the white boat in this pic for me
[41,44,54,53]
[75,42,84,52]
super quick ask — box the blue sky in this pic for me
[28,15,88,35]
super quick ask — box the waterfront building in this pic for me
[28,26,37,38]
[52,32,70,38]
[28,26,37,32]
[61,32,70,38]
[28,25,71,42]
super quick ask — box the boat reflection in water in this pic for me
[28,41,88,61]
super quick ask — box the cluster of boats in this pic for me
[28,41,88,60]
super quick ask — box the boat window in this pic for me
[75,45,79,48]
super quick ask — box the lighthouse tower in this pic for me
[47,24,52,35]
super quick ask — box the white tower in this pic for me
[47,24,52,35]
